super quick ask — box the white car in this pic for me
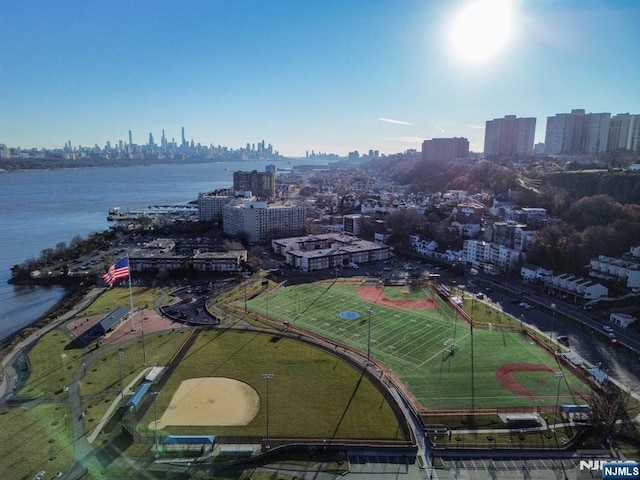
[603,325,614,333]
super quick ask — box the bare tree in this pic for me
[588,384,630,436]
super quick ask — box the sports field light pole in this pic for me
[140,308,147,365]
[553,371,564,434]
[550,303,557,349]
[151,391,159,454]
[118,349,124,398]
[366,308,373,364]
[262,373,275,448]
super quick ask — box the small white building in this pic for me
[521,264,553,283]
[610,312,637,328]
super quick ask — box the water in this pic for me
[0,159,328,340]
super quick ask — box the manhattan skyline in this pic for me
[1,0,639,156]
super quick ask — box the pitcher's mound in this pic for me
[152,377,259,429]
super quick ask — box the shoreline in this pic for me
[0,281,90,355]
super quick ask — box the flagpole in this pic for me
[127,255,135,331]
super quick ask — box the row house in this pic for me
[546,273,608,301]
[589,246,640,290]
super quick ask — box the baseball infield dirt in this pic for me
[152,377,260,429]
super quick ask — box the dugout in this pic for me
[163,435,216,453]
[561,405,590,421]
[125,382,151,411]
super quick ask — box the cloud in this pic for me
[434,124,445,133]
[379,117,414,126]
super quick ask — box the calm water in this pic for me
[0,159,326,340]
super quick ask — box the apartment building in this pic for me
[223,201,307,243]
[272,233,390,272]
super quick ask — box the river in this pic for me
[0,159,331,340]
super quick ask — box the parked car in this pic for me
[603,325,614,332]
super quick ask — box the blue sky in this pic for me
[1,0,639,156]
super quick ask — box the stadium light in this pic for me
[553,371,564,436]
[262,373,275,449]
[151,391,160,454]
[550,303,557,349]
[366,308,373,364]
[118,349,124,397]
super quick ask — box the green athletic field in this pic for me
[243,282,591,410]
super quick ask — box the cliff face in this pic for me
[544,171,640,204]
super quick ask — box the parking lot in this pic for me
[440,457,582,479]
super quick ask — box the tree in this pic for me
[589,384,630,438]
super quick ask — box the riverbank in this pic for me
[0,281,92,363]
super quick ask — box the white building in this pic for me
[410,235,438,256]
[463,239,522,273]
[198,192,232,222]
[272,233,391,272]
[192,251,247,273]
[610,313,637,329]
[546,273,608,301]
[521,264,553,283]
[589,246,640,290]
[223,201,307,243]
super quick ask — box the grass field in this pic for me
[242,282,591,410]
[16,329,82,399]
[77,286,174,317]
[0,403,73,480]
[142,329,403,440]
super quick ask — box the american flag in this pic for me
[103,257,130,286]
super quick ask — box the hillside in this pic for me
[543,170,640,203]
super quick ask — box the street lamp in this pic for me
[151,391,160,454]
[550,303,557,349]
[117,349,124,397]
[140,309,147,365]
[552,371,564,434]
[262,373,275,448]
[366,308,373,364]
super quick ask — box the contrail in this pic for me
[434,124,445,133]
[379,117,414,126]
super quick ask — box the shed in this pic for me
[90,306,130,337]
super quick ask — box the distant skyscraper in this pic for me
[128,130,133,147]
[607,113,640,152]
[421,137,469,163]
[484,115,536,156]
[545,109,611,155]
[181,127,186,147]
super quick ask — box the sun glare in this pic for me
[449,0,516,63]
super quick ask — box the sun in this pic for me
[449,0,516,63]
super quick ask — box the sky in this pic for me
[1,0,639,156]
